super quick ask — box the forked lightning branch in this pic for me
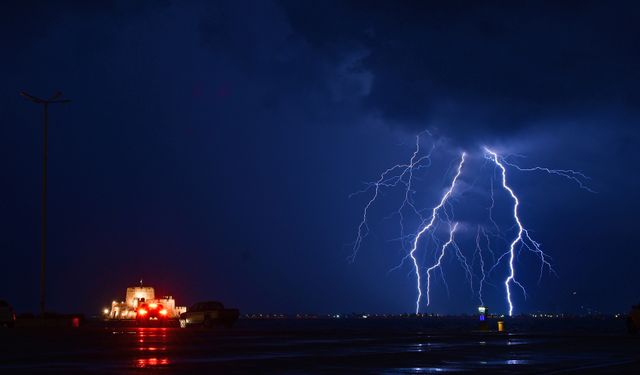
[350,133,593,315]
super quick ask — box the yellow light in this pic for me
[103,308,109,315]
[149,303,158,309]
[159,309,168,316]
[138,309,148,316]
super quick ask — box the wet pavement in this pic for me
[0,318,639,373]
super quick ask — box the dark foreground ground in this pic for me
[0,317,639,373]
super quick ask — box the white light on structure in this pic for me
[103,308,109,315]
[478,306,487,314]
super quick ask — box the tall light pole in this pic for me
[21,91,71,317]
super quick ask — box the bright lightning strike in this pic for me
[484,147,554,316]
[425,222,458,307]
[408,152,465,313]
[474,226,488,307]
[350,133,591,316]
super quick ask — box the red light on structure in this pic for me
[159,309,168,316]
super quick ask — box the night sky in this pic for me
[1,1,639,316]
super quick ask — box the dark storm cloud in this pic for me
[0,0,377,314]
[1,0,639,316]
[193,1,373,129]
[280,1,640,138]
[0,0,168,46]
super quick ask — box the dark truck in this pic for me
[0,300,16,328]
[628,304,640,334]
[179,301,239,328]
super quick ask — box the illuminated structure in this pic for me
[478,306,488,321]
[105,284,186,319]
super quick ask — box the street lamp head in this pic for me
[20,91,46,103]
[20,91,70,104]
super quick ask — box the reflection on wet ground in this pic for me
[0,319,639,373]
[134,327,170,368]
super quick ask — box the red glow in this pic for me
[138,309,148,316]
[136,357,169,368]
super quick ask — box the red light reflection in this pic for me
[136,357,169,368]
[134,328,170,368]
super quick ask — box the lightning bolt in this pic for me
[501,158,596,193]
[350,133,590,316]
[484,147,556,316]
[474,226,487,306]
[349,131,435,263]
[408,152,466,313]
[425,222,458,307]
[488,174,501,233]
